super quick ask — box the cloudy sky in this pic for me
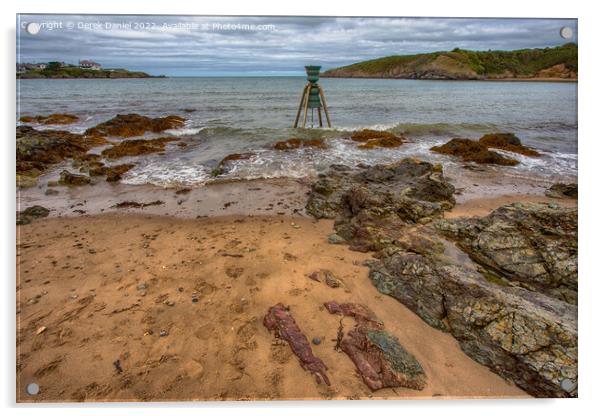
[17,15,577,76]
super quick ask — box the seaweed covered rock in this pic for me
[263,303,330,385]
[306,158,455,251]
[368,246,577,398]
[17,205,50,225]
[101,137,178,158]
[19,113,79,125]
[349,130,405,149]
[58,170,91,186]
[324,301,426,391]
[16,126,107,186]
[435,203,578,305]
[84,114,185,138]
[546,183,578,199]
[273,138,326,151]
[431,138,519,166]
[89,163,136,182]
[479,133,540,157]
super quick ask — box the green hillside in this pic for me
[17,62,156,79]
[322,43,577,80]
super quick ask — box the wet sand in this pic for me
[16,213,529,402]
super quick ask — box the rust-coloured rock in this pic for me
[350,130,405,149]
[20,113,79,125]
[431,138,519,166]
[17,126,108,186]
[324,301,426,391]
[273,138,326,151]
[85,114,185,138]
[479,133,540,157]
[101,137,178,159]
[263,303,330,385]
[89,163,136,182]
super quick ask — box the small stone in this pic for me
[36,326,47,335]
[137,282,148,290]
[312,337,321,345]
[328,233,345,244]
[159,329,168,337]
[192,297,199,303]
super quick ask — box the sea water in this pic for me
[17,77,577,187]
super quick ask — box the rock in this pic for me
[312,337,321,345]
[101,137,178,159]
[16,126,107,187]
[327,233,346,244]
[17,205,50,225]
[159,329,168,337]
[307,158,456,251]
[137,282,148,290]
[263,303,330,385]
[545,183,578,199]
[111,200,164,209]
[435,203,577,305]
[44,188,59,196]
[211,152,254,177]
[84,114,185,138]
[479,133,540,157]
[350,130,405,149]
[324,301,426,391]
[89,163,135,182]
[58,170,91,186]
[307,270,342,288]
[307,158,455,221]
[431,138,519,166]
[273,138,326,151]
[20,113,79,125]
[368,247,577,397]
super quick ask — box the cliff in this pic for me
[322,43,577,81]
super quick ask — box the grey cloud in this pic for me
[17,15,577,76]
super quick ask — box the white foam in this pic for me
[122,161,211,187]
[165,127,203,136]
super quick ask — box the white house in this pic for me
[79,60,101,70]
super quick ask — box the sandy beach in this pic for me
[17,209,534,402]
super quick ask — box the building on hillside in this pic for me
[79,60,101,70]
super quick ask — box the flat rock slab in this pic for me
[263,303,330,386]
[324,301,426,391]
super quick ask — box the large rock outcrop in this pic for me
[306,160,578,398]
[435,203,577,305]
[84,114,185,138]
[368,243,577,398]
[306,158,456,251]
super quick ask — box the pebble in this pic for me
[328,234,345,244]
[137,282,148,290]
[159,329,168,337]
[312,337,321,345]
[192,297,199,303]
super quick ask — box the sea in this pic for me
[17,77,578,187]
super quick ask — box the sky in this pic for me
[17,15,578,76]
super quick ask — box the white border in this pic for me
[2,1,600,415]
